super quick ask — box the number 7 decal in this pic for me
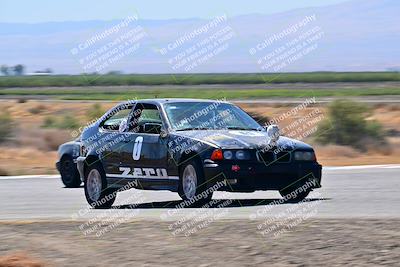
[132,136,143,160]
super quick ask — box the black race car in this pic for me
[76,99,322,208]
[56,138,81,187]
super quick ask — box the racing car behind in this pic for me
[56,138,81,187]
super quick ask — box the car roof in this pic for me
[123,98,231,105]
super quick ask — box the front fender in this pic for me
[167,134,217,167]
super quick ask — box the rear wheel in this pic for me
[60,155,81,188]
[178,159,213,207]
[84,162,116,208]
[279,186,310,203]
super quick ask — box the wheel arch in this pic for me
[177,151,206,182]
[82,155,103,181]
[178,151,202,169]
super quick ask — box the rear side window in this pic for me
[130,103,163,134]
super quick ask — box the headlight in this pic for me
[220,150,250,160]
[223,151,233,160]
[294,151,315,161]
[235,150,249,160]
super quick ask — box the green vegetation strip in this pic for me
[1,72,400,87]
[1,88,399,100]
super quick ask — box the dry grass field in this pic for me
[0,100,399,175]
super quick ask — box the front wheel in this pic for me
[178,159,213,206]
[59,156,81,188]
[84,162,116,208]
[279,186,310,203]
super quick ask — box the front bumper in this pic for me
[204,160,322,192]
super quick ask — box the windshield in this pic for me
[164,102,262,131]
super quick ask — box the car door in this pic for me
[97,103,134,175]
[119,103,170,180]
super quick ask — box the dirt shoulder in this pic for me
[0,219,399,266]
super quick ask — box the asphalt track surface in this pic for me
[0,165,399,221]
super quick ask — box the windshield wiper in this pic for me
[225,126,259,131]
[176,126,260,131]
[176,127,211,131]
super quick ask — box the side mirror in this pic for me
[266,124,280,145]
[160,128,168,138]
[118,118,128,133]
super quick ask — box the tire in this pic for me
[60,155,81,188]
[178,158,213,207]
[279,185,310,203]
[84,162,116,209]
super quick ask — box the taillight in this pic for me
[80,145,86,156]
[210,149,224,161]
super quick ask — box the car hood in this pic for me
[173,130,313,150]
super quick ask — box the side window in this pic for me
[101,107,131,131]
[139,109,162,123]
[130,104,163,134]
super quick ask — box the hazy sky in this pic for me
[1,0,351,23]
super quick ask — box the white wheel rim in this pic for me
[182,164,197,199]
[87,169,102,201]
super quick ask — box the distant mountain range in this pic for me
[0,0,399,74]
